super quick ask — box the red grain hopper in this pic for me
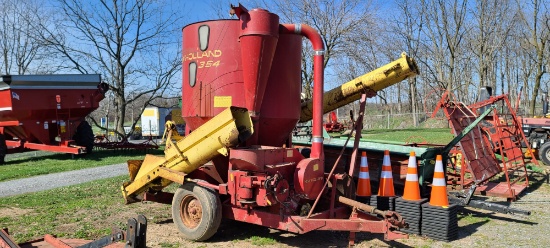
[0,74,108,163]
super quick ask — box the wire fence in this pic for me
[336,111,449,130]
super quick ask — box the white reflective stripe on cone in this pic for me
[381,171,393,178]
[406,174,418,181]
[383,155,390,166]
[408,159,417,168]
[359,172,370,179]
[361,157,368,166]
[434,161,444,172]
[432,178,446,186]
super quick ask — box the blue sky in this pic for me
[174,0,395,24]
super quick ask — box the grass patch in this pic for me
[248,236,277,246]
[361,128,453,145]
[0,147,163,182]
[459,213,490,225]
[0,175,172,243]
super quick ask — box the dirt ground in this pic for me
[138,172,550,248]
[2,172,547,248]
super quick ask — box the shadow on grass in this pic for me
[451,207,536,241]
[459,207,536,225]
[456,212,490,240]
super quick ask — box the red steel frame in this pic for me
[161,6,407,243]
[468,94,532,200]
[436,91,532,200]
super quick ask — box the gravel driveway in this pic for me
[0,163,127,197]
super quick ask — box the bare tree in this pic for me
[470,0,515,92]
[518,0,549,116]
[36,0,183,138]
[422,0,469,101]
[0,0,46,75]
[268,0,377,99]
[389,0,427,124]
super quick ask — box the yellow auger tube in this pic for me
[122,107,253,202]
[299,53,419,122]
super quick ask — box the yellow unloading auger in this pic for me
[300,52,419,122]
[121,107,253,203]
[121,11,418,241]
[121,54,418,204]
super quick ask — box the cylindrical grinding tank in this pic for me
[181,10,302,146]
[258,34,302,146]
[182,20,244,131]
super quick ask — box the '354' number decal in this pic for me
[198,60,220,68]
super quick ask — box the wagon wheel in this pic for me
[73,121,94,153]
[172,182,222,241]
[0,134,6,165]
[538,142,550,166]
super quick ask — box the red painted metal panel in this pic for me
[222,205,349,233]
[238,9,279,117]
[475,182,527,198]
[0,75,106,149]
[23,142,84,154]
[294,158,325,200]
[443,103,501,182]
[0,121,18,127]
[0,91,11,111]
[182,20,244,129]
[222,204,401,236]
[258,34,302,146]
[181,16,302,147]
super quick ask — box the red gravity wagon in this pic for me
[0,74,108,164]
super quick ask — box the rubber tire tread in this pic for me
[0,134,6,164]
[172,182,222,241]
[538,141,550,165]
[73,121,94,153]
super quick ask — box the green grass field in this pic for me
[0,147,163,182]
[0,176,173,242]
[362,128,453,145]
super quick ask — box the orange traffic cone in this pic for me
[402,151,421,201]
[429,154,449,207]
[378,150,395,197]
[356,151,372,197]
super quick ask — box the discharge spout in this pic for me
[299,53,419,122]
[121,107,253,202]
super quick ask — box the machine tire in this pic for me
[0,134,6,165]
[73,121,94,153]
[538,142,550,166]
[172,182,222,241]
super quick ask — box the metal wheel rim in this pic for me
[180,194,203,229]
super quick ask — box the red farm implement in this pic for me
[433,90,536,200]
[324,111,347,133]
[0,74,108,164]
[120,4,420,246]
